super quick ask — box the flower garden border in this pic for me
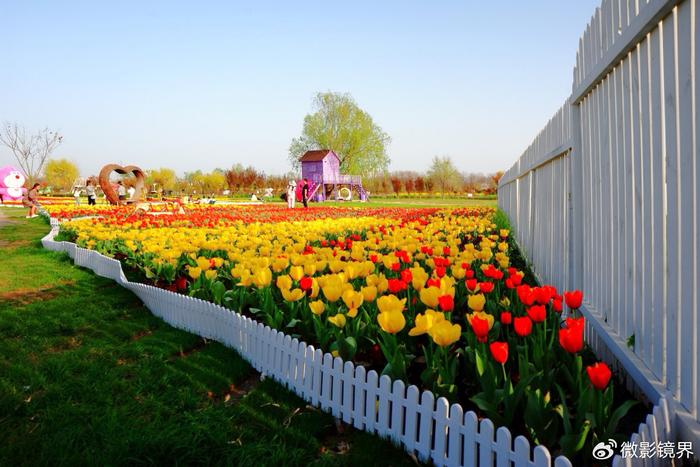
[41,217,674,466]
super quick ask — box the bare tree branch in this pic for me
[0,122,63,184]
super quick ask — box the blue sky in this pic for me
[1,0,600,177]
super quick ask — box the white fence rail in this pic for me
[41,222,677,466]
[499,0,699,450]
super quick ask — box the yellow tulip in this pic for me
[411,266,429,291]
[439,276,455,297]
[237,269,253,287]
[342,289,364,311]
[327,313,346,328]
[376,294,406,314]
[430,321,461,347]
[213,257,224,268]
[272,257,289,272]
[451,265,466,280]
[281,288,305,302]
[329,260,344,273]
[315,260,327,273]
[361,285,377,302]
[276,275,293,290]
[377,311,406,334]
[468,293,486,311]
[187,266,202,280]
[321,275,344,302]
[196,256,211,271]
[344,263,359,280]
[309,300,325,316]
[205,270,217,281]
[365,274,380,287]
[377,274,389,294]
[308,278,320,298]
[289,266,304,282]
[347,307,358,318]
[253,267,272,288]
[303,263,317,276]
[409,310,443,336]
[420,287,440,309]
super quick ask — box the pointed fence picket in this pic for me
[40,222,676,466]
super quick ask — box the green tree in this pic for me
[427,156,461,197]
[146,168,177,193]
[202,171,226,194]
[44,158,79,193]
[289,92,390,176]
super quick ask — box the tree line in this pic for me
[364,156,502,197]
[2,92,503,197]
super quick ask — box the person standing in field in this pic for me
[287,180,296,209]
[73,186,82,205]
[86,180,96,205]
[302,178,309,208]
[117,181,127,203]
[22,182,41,218]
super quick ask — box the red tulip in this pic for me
[513,316,533,337]
[552,298,563,313]
[438,294,454,312]
[586,362,612,390]
[388,278,406,294]
[489,341,509,364]
[400,269,412,283]
[391,262,401,272]
[299,276,313,291]
[517,285,535,306]
[533,287,553,305]
[500,311,512,325]
[435,266,446,278]
[426,278,441,288]
[479,281,495,293]
[565,317,585,331]
[466,278,478,291]
[175,276,188,291]
[559,326,584,353]
[470,316,490,343]
[465,270,475,279]
[526,305,546,323]
[564,290,583,309]
[510,273,522,286]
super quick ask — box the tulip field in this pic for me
[43,202,643,463]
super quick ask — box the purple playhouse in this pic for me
[298,150,368,202]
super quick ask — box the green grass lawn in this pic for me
[0,207,418,466]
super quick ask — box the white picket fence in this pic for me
[39,220,677,466]
[499,0,699,455]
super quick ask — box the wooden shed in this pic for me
[298,150,367,201]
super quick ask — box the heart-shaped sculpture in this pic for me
[98,164,145,205]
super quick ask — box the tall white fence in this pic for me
[499,0,700,448]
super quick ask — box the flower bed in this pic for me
[53,204,642,464]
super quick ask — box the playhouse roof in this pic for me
[299,149,339,162]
